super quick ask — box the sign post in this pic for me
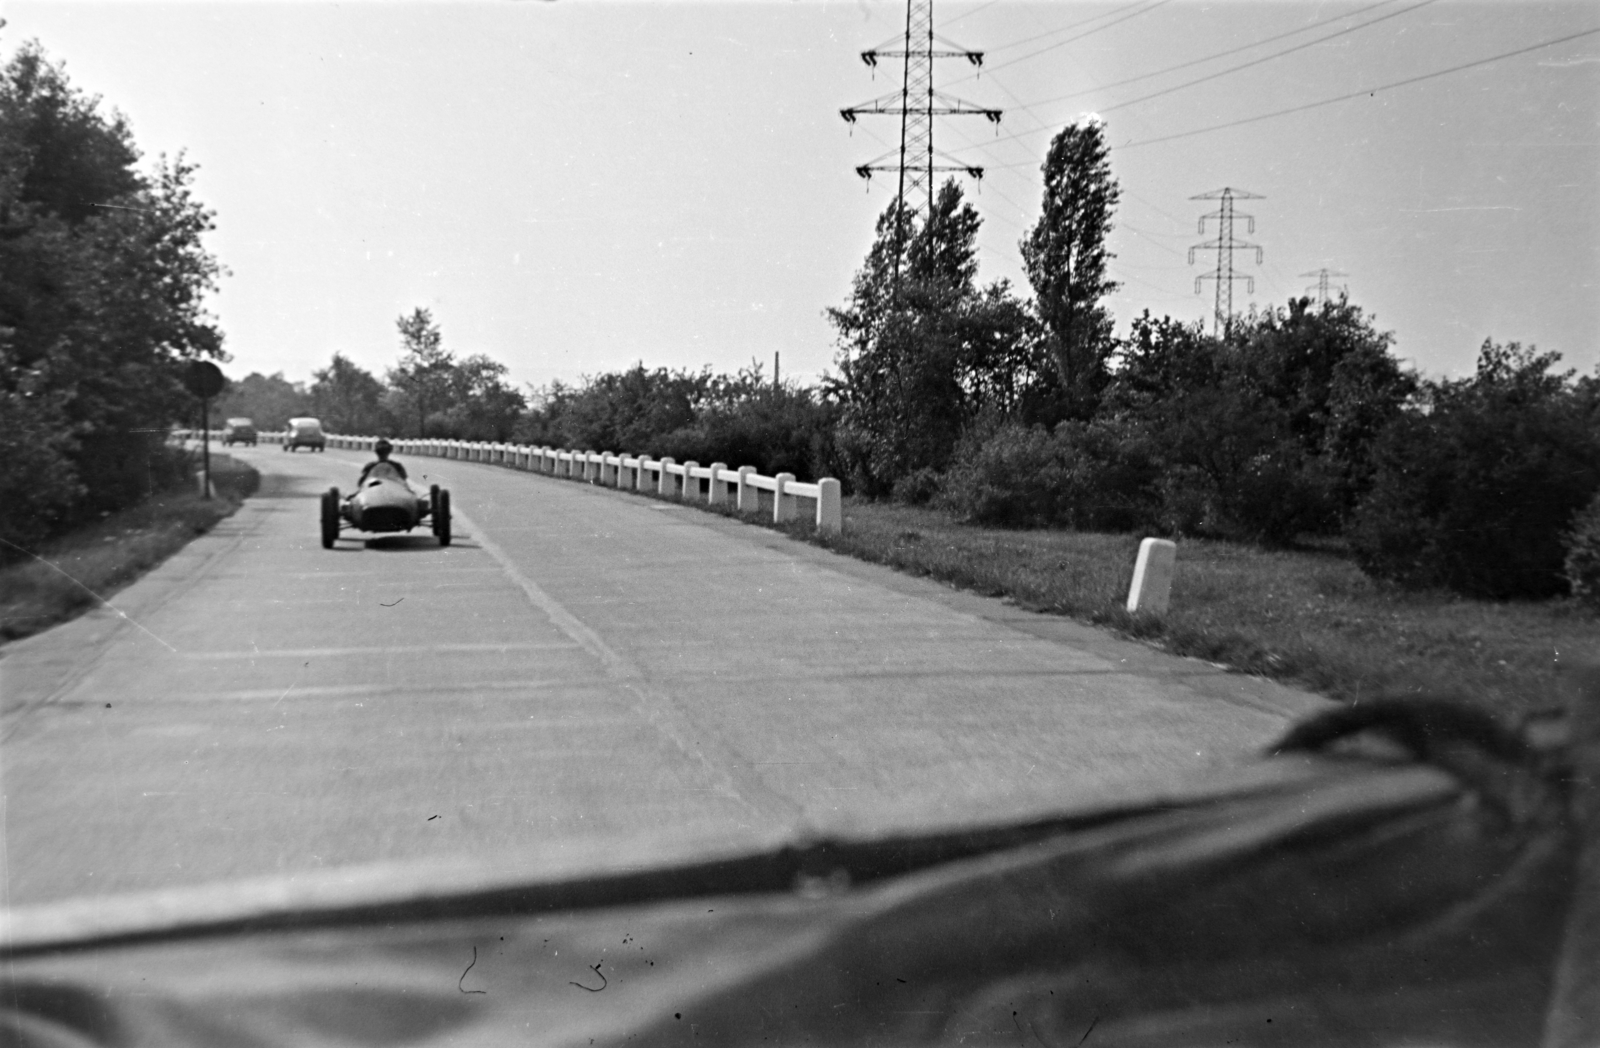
[184,361,225,499]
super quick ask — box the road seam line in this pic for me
[454,505,803,828]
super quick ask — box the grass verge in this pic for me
[695,494,1582,718]
[0,456,259,644]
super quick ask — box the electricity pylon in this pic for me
[1300,268,1349,304]
[1188,187,1264,337]
[840,0,1001,223]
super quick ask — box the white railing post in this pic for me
[773,473,796,523]
[1126,538,1177,614]
[657,458,675,497]
[681,461,698,502]
[737,467,756,512]
[707,463,726,505]
[600,452,614,486]
[817,478,842,535]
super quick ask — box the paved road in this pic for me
[1,447,1325,907]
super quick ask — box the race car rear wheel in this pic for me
[320,488,340,549]
[434,489,452,547]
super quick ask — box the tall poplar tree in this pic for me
[1021,116,1121,417]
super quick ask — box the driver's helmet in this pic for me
[374,439,393,457]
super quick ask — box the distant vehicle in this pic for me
[220,418,257,446]
[321,462,450,548]
[284,417,326,453]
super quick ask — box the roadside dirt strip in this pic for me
[0,446,1327,906]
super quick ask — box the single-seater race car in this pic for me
[320,461,451,548]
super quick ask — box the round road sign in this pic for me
[184,360,225,400]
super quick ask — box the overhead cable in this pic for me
[1097,0,1437,115]
[1120,24,1600,149]
[1036,0,1403,107]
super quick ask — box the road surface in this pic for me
[1,446,1325,907]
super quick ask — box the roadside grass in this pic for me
[708,496,1584,718]
[0,456,260,644]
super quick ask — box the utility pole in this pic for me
[1188,187,1264,337]
[840,0,1001,277]
[1300,267,1349,304]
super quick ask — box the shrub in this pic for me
[1208,444,1337,547]
[1565,492,1600,610]
[0,391,84,557]
[1348,341,1600,599]
[892,467,944,506]
[936,422,1070,526]
[936,418,1160,530]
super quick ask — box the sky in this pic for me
[3,0,1595,393]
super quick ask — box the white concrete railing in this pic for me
[274,435,843,535]
[189,431,1185,608]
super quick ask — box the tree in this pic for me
[213,372,311,431]
[310,354,388,434]
[444,353,526,441]
[829,180,1039,496]
[0,41,226,548]
[387,307,454,436]
[1021,116,1121,418]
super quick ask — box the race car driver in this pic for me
[358,438,408,484]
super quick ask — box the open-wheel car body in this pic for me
[320,462,450,548]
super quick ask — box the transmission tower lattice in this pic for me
[840,0,1001,222]
[1188,187,1264,336]
[1300,268,1349,304]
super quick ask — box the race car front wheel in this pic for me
[320,488,340,549]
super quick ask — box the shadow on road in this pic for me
[361,535,474,551]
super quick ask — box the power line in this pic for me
[945,0,1176,86]
[980,0,1161,58]
[1033,0,1403,107]
[1121,24,1600,149]
[942,0,1427,156]
[960,0,1435,156]
[1189,187,1264,336]
[1097,0,1436,116]
[946,0,1005,29]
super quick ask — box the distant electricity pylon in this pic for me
[1188,187,1264,337]
[840,0,1001,223]
[1300,268,1349,304]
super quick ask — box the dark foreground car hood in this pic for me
[2,680,1595,1048]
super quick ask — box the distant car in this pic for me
[284,417,326,452]
[321,462,450,548]
[220,418,257,446]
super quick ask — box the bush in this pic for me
[936,422,1071,526]
[1565,492,1600,610]
[891,467,944,506]
[1348,341,1600,599]
[0,391,84,557]
[936,419,1161,530]
[1208,444,1337,546]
